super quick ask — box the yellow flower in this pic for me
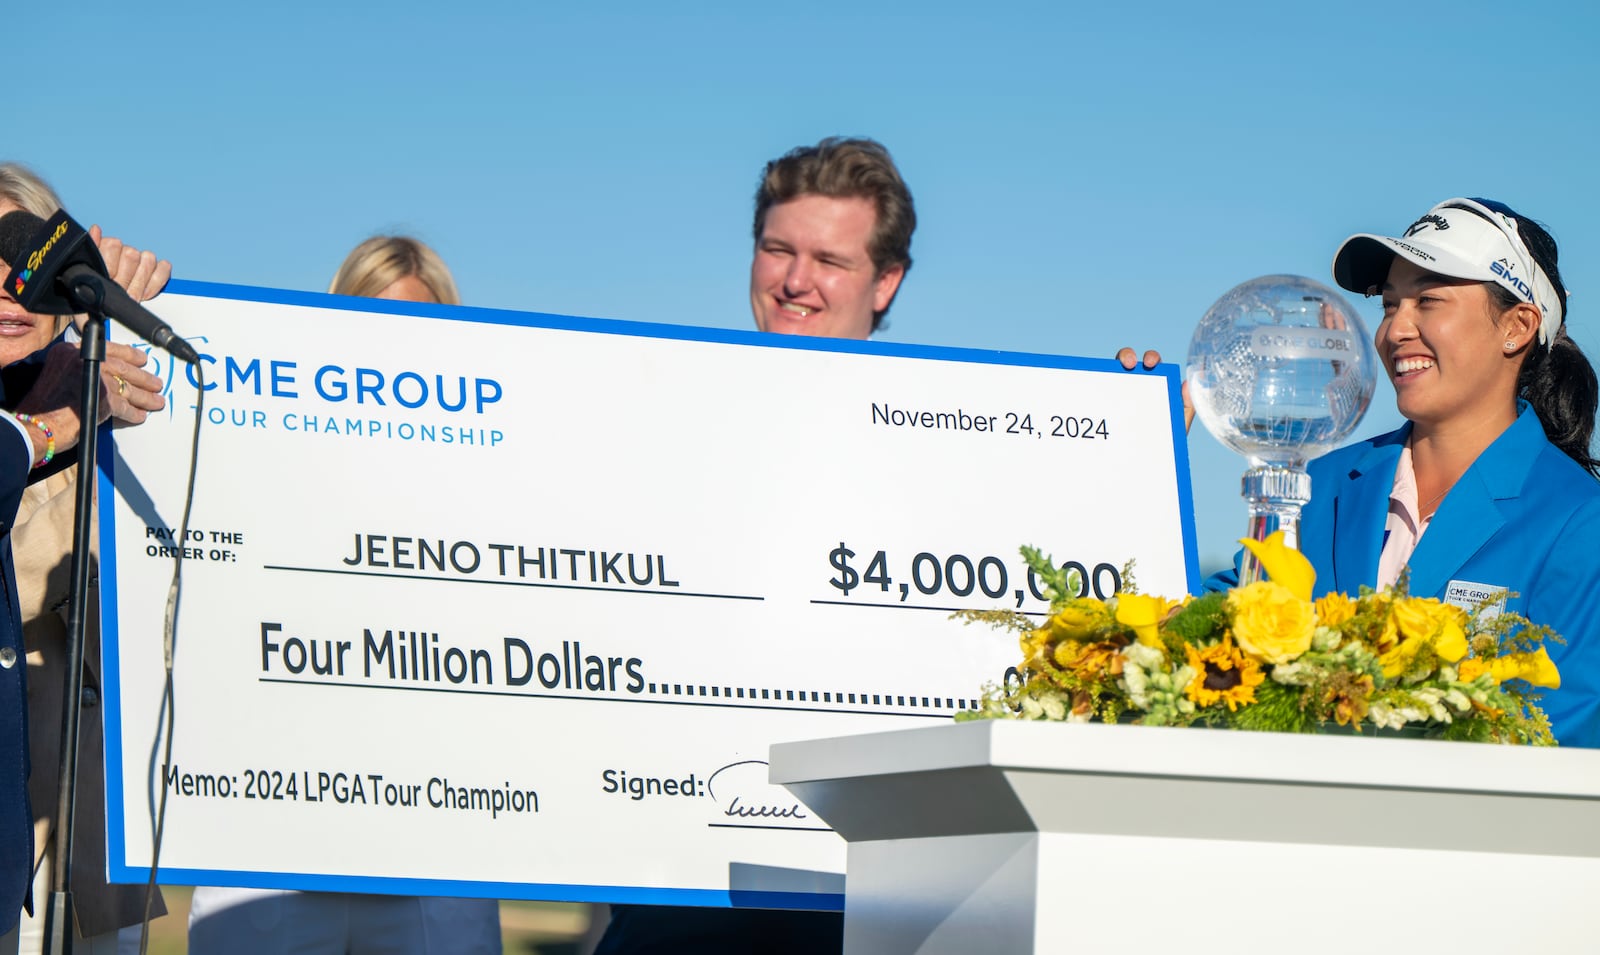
[1045,600,1112,642]
[1315,592,1356,627]
[1229,581,1316,665]
[1115,593,1177,649]
[1020,599,1114,669]
[1183,637,1264,711]
[1057,641,1125,679]
[1366,595,1399,653]
[1396,598,1469,659]
[1461,648,1561,689]
[1020,628,1053,668]
[1239,530,1315,602]
[1379,598,1469,679]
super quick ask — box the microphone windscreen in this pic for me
[0,210,46,266]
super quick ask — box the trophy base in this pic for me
[1240,466,1312,584]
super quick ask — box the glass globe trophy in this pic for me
[1187,275,1378,583]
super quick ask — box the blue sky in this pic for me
[22,0,1600,573]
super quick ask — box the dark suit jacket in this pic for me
[0,339,78,934]
[1,413,37,935]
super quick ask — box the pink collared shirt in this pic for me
[1377,445,1432,589]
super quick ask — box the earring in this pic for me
[1504,340,1516,351]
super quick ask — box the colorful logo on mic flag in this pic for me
[12,268,28,295]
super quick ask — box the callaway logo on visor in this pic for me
[1403,214,1449,237]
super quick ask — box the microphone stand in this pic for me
[42,311,109,955]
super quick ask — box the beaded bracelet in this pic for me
[13,413,54,468]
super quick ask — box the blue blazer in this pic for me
[1220,405,1600,748]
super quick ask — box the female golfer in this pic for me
[1271,197,1599,747]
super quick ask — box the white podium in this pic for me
[770,720,1600,954]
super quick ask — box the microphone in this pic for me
[0,209,198,363]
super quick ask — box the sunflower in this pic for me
[1183,637,1264,711]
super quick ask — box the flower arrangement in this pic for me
[957,532,1560,745]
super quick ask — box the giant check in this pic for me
[102,281,1198,908]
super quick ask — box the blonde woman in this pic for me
[187,235,501,955]
[329,235,460,305]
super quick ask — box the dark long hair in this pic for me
[1469,199,1600,476]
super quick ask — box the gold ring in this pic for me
[114,375,128,397]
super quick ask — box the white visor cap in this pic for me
[1332,198,1563,344]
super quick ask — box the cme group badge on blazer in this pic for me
[1445,579,1508,620]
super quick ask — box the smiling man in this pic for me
[749,137,915,339]
[594,137,916,955]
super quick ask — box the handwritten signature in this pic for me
[707,760,808,821]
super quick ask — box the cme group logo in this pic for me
[143,331,508,450]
